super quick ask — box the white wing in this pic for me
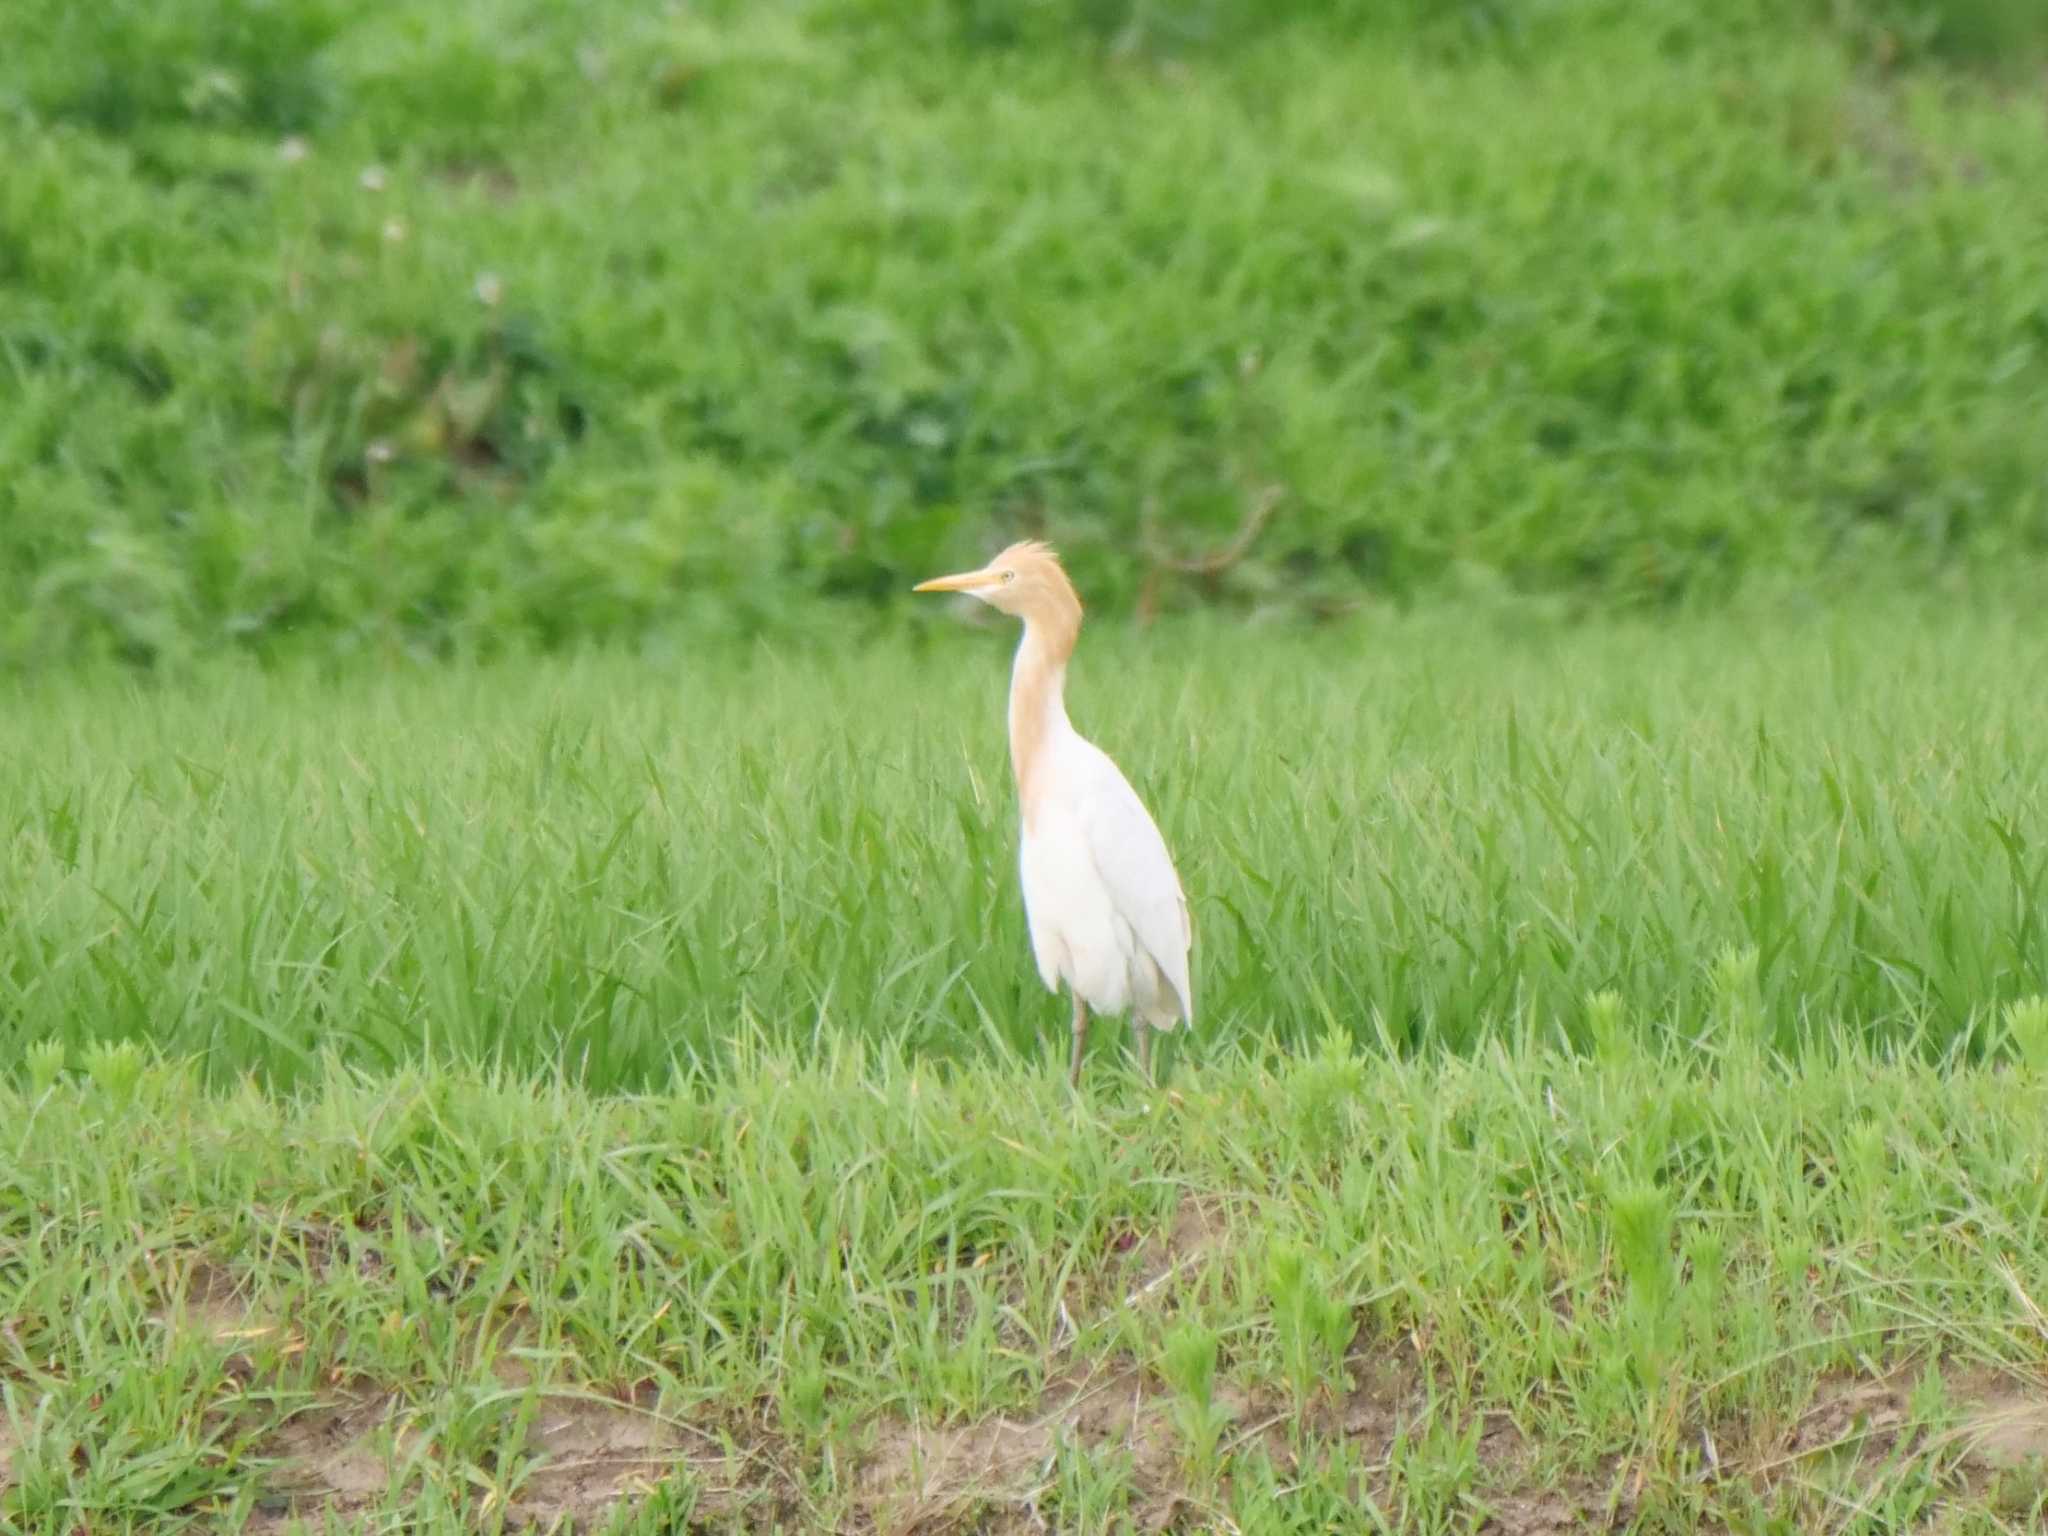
[1069,740,1193,1026]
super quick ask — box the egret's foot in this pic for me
[1068,993,1089,1090]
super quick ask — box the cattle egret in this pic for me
[915,542,1192,1086]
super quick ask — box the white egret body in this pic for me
[915,542,1192,1084]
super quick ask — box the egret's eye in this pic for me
[1001,570,1017,584]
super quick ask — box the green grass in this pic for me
[9,1029,2048,1530]
[6,603,2047,1089]
[5,0,2048,665]
[5,607,2048,1527]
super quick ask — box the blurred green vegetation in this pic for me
[3,0,2046,665]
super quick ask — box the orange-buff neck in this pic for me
[1007,590,1081,824]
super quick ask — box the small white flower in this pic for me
[473,271,503,307]
[360,164,388,192]
[366,439,396,465]
[278,136,310,164]
[382,218,407,244]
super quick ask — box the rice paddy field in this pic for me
[7,604,2048,1531]
[8,605,2048,1086]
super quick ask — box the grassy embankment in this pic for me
[5,0,2048,664]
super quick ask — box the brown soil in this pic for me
[258,1384,397,1511]
[15,1226,2048,1533]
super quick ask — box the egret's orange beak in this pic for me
[913,567,995,594]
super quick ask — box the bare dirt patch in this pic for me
[248,1384,398,1529]
[1475,1485,1625,1536]
[1332,1338,1429,1456]
[857,1362,1201,1534]
[1949,1368,2048,1470]
[1120,1193,1230,1305]
[149,1258,258,1341]
[507,1386,690,1527]
[850,1335,1635,1536]
[1773,1363,2048,1469]
[849,1190,1442,1534]
[1739,1361,2048,1520]
[859,1405,1058,1532]
[1781,1371,1918,1465]
[243,1382,777,1531]
[146,1256,306,1385]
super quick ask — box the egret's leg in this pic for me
[1069,991,1089,1088]
[1135,1020,1153,1085]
